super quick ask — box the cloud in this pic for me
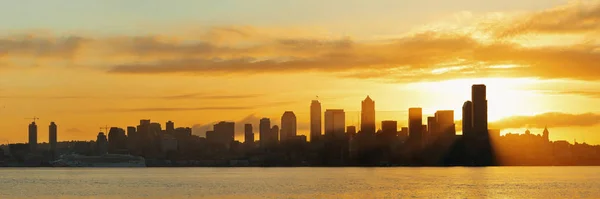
[490,112,600,129]
[0,35,86,59]
[156,92,261,100]
[490,1,600,38]
[65,128,84,133]
[539,90,600,98]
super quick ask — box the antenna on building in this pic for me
[25,117,40,123]
[100,125,109,133]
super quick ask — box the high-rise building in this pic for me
[212,121,235,146]
[96,132,108,155]
[408,108,423,142]
[126,126,136,137]
[281,111,297,141]
[271,125,279,142]
[381,120,397,135]
[108,127,127,153]
[472,84,488,135]
[435,110,456,137]
[462,101,473,137]
[166,121,175,133]
[543,126,549,141]
[259,118,272,147]
[310,100,322,141]
[28,122,38,151]
[49,122,57,153]
[244,124,254,144]
[427,116,437,137]
[324,109,346,136]
[361,96,376,134]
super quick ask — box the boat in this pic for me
[51,154,146,167]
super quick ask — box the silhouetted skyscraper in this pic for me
[361,96,376,134]
[271,125,279,142]
[408,108,423,143]
[96,132,108,155]
[462,101,473,138]
[213,121,235,146]
[427,116,437,137]
[310,100,322,141]
[435,110,456,137]
[166,121,174,133]
[244,124,254,144]
[346,126,357,136]
[126,126,136,137]
[381,120,397,136]
[324,109,345,137]
[49,122,57,153]
[28,122,37,151]
[259,118,272,147]
[281,111,297,141]
[472,84,488,135]
[108,127,127,153]
[543,126,549,141]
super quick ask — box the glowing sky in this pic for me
[1,0,600,144]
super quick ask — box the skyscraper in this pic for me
[271,125,280,143]
[96,132,108,155]
[427,116,437,137]
[435,110,456,137]
[244,124,254,144]
[49,122,57,154]
[108,127,127,153]
[324,109,345,136]
[310,100,322,141]
[472,84,488,135]
[381,120,398,135]
[28,122,38,151]
[166,121,175,133]
[281,111,297,141]
[462,101,473,138]
[213,121,235,146]
[361,96,376,134]
[259,118,272,147]
[408,108,423,142]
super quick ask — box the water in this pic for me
[1,167,599,198]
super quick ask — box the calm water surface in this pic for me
[1,167,599,198]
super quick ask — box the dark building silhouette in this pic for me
[49,122,57,154]
[325,109,345,137]
[244,124,254,144]
[96,132,108,155]
[310,100,322,141]
[126,126,136,137]
[212,121,235,147]
[462,101,473,138]
[281,111,297,141]
[543,126,549,141]
[427,116,437,138]
[361,96,376,134]
[28,122,38,151]
[381,120,397,135]
[166,121,175,133]
[271,125,279,142]
[435,110,456,137]
[408,108,423,143]
[259,118,277,147]
[108,127,127,153]
[346,126,357,137]
[472,84,488,135]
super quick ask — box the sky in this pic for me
[1,0,600,144]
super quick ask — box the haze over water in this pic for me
[1,167,599,199]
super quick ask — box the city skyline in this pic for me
[2,0,600,144]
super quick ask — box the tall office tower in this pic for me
[28,122,38,151]
[435,110,456,137]
[96,132,108,155]
[259,118,271,147]
[472,84,488,135]
[310,100,322,141]
[381,120,398,135]
[408,108,423,142]
[271,125,280,142]
[49,122,57,153]
[281,111,297,141]
[462,101,473,138]
[427,116,438,137]
[244,124,254,144]
[213,121,235,146]
[166,121,175,133]
[361,96,376,134]
[108,127,127,153]
[324,109,346,137]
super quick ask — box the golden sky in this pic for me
[1,0,600,144]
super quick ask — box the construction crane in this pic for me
[25,117,40,123]
[100,125,109,133]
